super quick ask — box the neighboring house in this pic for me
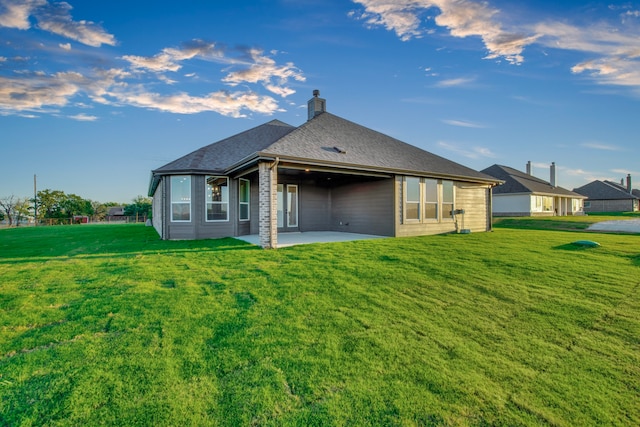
[481,162,586,217]
[108,206,125,216]
[573,175,639,213]
[148,91,501,248]
[106,206,126,222]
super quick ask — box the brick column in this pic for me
[258,161,278,248]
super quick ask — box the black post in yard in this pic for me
[33,174,37,226]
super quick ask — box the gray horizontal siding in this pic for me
[331,179,394,236]
[299,185,331,231]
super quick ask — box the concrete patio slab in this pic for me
[235,231,386,248]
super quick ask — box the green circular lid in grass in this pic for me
[572,240,600,247]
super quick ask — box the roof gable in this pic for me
[573,180,639,200]
[482,164,585,198]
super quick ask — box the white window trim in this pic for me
[170,175,191,222]
[205,176,229,222]
[441,180,455,221]
[404,177,421,222]
[423,178,439,221]
[239,178,250,222]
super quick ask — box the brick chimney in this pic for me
[550,162,556,187]
[307,89,326,121]
[627,174,632,193]
[526,160,532,175]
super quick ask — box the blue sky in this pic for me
[1,0,639,203]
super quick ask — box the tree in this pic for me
[36,189,66,220]
[36,189,94,223]
[14,197,32,226]
[61,193,93,217]
[124,195,152,219]
[0,195,18,226]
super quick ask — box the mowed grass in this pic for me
[1,224,639,426]
[494,212,640,231]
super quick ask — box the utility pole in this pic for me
[33,174,37,226]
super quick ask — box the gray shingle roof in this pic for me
[258,113,497,182]
[481,164,586,198]
[150,112,500,195]
[153,120,296,174]
[573,180,639,200]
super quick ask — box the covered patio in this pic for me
[235,231,386,248]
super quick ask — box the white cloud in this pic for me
[122,40,221,72]
[581,142,623,151]
[611,168,635,175]
[351,0,538,64]
[0,6,303,118]
[106,88,282,118]
[68,113,97,121]
[350,0,423,41]
[0,0,115,46]
[122,43,305,98]
[437,141,495,159]
[441,119,485,128]
[434,77,475,87]
[0,0,44,29]
[34,1,116,47]
[571,57,640,91]
[0,72,82,112]
[221,48,305,97]
[351,0,640,93]
[0,68,284,118]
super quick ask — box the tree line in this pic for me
[0,190,151,226]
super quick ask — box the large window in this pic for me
[442,180,454,219]
[239,179,250,221]
[171,175,191,222]
[206,176,229,221]
[405,177,420,220]
[403,177,456,223]
[424,178,438,219]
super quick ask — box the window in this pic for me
[536,196,543,211]
[171,175,191,222]
[206,176,229,221]
[239,179,250,221]
[424,178,438,219]
[442,180,454,219]
[572,199,581,212]
[405,177,420,220]
[542,196,553,212]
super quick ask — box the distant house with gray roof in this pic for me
[481,162,586,217]
[573,175,639,213]
[148,91,501,247]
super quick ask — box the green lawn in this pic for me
[1,223,639,426]
[493,212,640,231]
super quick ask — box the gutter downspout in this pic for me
[488,185,494,232]
[161,176,167,239]
[270,157,280,171]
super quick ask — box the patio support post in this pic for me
[258,161,278,248]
